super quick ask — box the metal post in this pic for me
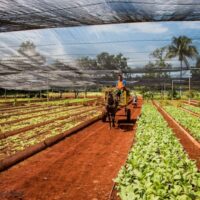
[47,73,49,102]
[84,87,87,99]
[30,82,32,103]
[163,83,166,100]
[171,80,173,100]
[189,75,191,104]
[180,60,182,99]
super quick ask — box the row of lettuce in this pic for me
[0,105,84,124]
[0,106,96,133]
[181,104,200,115]
[164,105,200,142]
[0,98,96,106]
[0,93,102,102]
[0,108,101,160]
[115,104,200,200]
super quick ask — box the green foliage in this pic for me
[167,89,180,100]
[77,52,128,71]
[115,104,200,200]
[164,106,200,141]
[0,107,101,159]
[142,91,154,100]
[149,47,171,78]
[181,104,200,115]
[167,36,198,80]
[97,52,128,70]
[185,91,195,99]
[167,36,198,61]
[77,57,97,70]
[159,100,173,107]
[0,103,94,133]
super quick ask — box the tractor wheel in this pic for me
[127,109,131,121]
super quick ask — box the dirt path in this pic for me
[0,99,142,200]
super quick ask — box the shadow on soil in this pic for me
[117,119,136,131]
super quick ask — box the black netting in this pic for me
[0,1,200,90]
[1,0,200,32]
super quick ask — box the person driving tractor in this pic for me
[116,74,126,100]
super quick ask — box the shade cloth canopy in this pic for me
[0,1,200,90]
[1,0,200,32]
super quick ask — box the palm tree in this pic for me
[167,36,198,79]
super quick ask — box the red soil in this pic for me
[190,100,200,103]
[0,99,142,200]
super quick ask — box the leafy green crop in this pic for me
[0,109,101,160]
[164,106,200,141]
[37,98,96,106]
[0,106,80,124]
[0,106,95,133]
[181,104,200,115]
[115,104,200,200]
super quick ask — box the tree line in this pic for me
[2,36,200,81]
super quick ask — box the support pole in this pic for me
[163,83,166,100]
[46,73,49,102]
[189,75,191,105]
[171,80,173,100]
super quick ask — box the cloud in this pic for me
[88,22,169,34]
[132,23,169,34]
[0,28,78,66]
[37,30,66,58]
[181,21,200,30]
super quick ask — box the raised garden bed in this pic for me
[115,103,200,200]
[0,110,102,171]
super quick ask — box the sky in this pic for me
[0,21,200,68]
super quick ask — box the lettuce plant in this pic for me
[164,106,200,141]
[181,104,200,115]
[115,104,200,200]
